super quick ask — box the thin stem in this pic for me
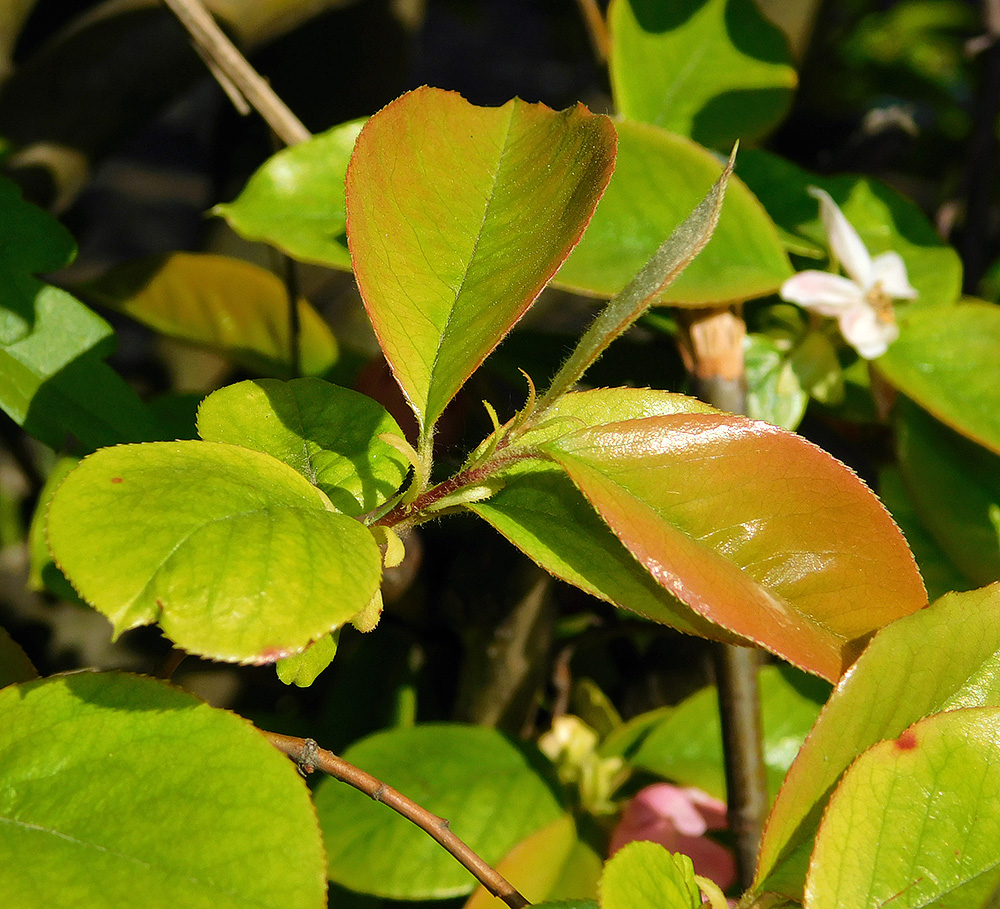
[262,731,529,909]
[575,0,610,64]
[161,0,311,146]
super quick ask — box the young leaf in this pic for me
[879,302,1000,455]
[632,665,829,803]
[610,0,797,149]
[46,441,382,663]
[82,253,338,378]
[755,583,1000,900]
[805,708,1000,909]
[0,672,326,908]
[212,118,365,270]
[197,378,409,517]
[314,724,564,899]
[346,86,616,432]
[555,120,791,303]
[599,842,701,909]
[542,413,926,681]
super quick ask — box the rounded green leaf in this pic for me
[197,378,409,516]
[879,302,1000,455]
[755,583,1000,900]
[600,842,701,909]
[0,672,326,908]
[314,724,564,899]
[46,440,382,663]
[805,708,1000,909]
[632,665,829,803]
[83,253,338,378]
[555,120,791,303]
[346,86,616,430]
[737,149,963,308]
[610,0,797,148]
[896,398,1000,586]
[212,118,365,270]
[543,413,927,681]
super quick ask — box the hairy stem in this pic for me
[161,0,311,146]
[262,730,529,909]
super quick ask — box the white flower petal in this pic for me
[839,304,899,359]
[871,251,918,299]
[808,186,874,288]
[780,271,864,316]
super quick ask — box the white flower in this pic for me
[780,187,917,359]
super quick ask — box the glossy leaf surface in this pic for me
[464,815,601,909]
[556,120,790,303]
[474,390,738,642]
[879,302,1000,454]
[896,399,1000,586]
[805,708,1000,909]
[47,441,382,663]
[543,413,926,680]
[198,377,409,516]
[756,583,1000,899]
[0,672,326,908]
[599,842,700,909]
[610,0,796,148]
[314,724,563,899]
[213,118,364,270]
[347,86,615,429]
[737,149,962,308]
[632,665,829,802]
[84,253,338,378]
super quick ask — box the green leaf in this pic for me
[556,120,791,303]
[879,302,1000,455]
[632,664,830,802]
[197,377,409,517]
[744,333,808,430]
[737,149,963,308]
[346,86,616,431]
[46,440,382,663]
[213,118,364,270]
[0,180,165,450]
[805,708,1000,909]
[314,724,564,899]
[0,626,37,689]
[896,398,1000,586]
[27,456,83,602]
[82,253,338,378]
[755,583,1000,900]
[473,390,741,642]
[276,629,340,687]
[0,672,326,908]
[610,0,797,148]
[464,815,601,909]
[543,413,926,681]
[599,842,700,909]
[878,465,975,603]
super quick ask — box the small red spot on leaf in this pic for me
[255,647,293,665]
[111,477,124,484]
[895,730,918,750]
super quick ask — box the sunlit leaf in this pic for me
[879,302,1000,455]
[347,86,616,430]
[213,118,364,270]
[0,672,326,908]
[47,441,382,663]
[599,842,700,909]
[556,120,791,303]
[755,583,1000,900]
[610,0,796,148]
[83,253,338,378]
[543,413,926,680]
[805,708,1000,909]
[314,724,564,899]
[197,377,409,516]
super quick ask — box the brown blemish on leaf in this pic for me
[111,477,124,483]
[895,730,917,750]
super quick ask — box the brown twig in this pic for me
[677,307,768,889]
[161,0,311,146]
[262,730,530,909]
